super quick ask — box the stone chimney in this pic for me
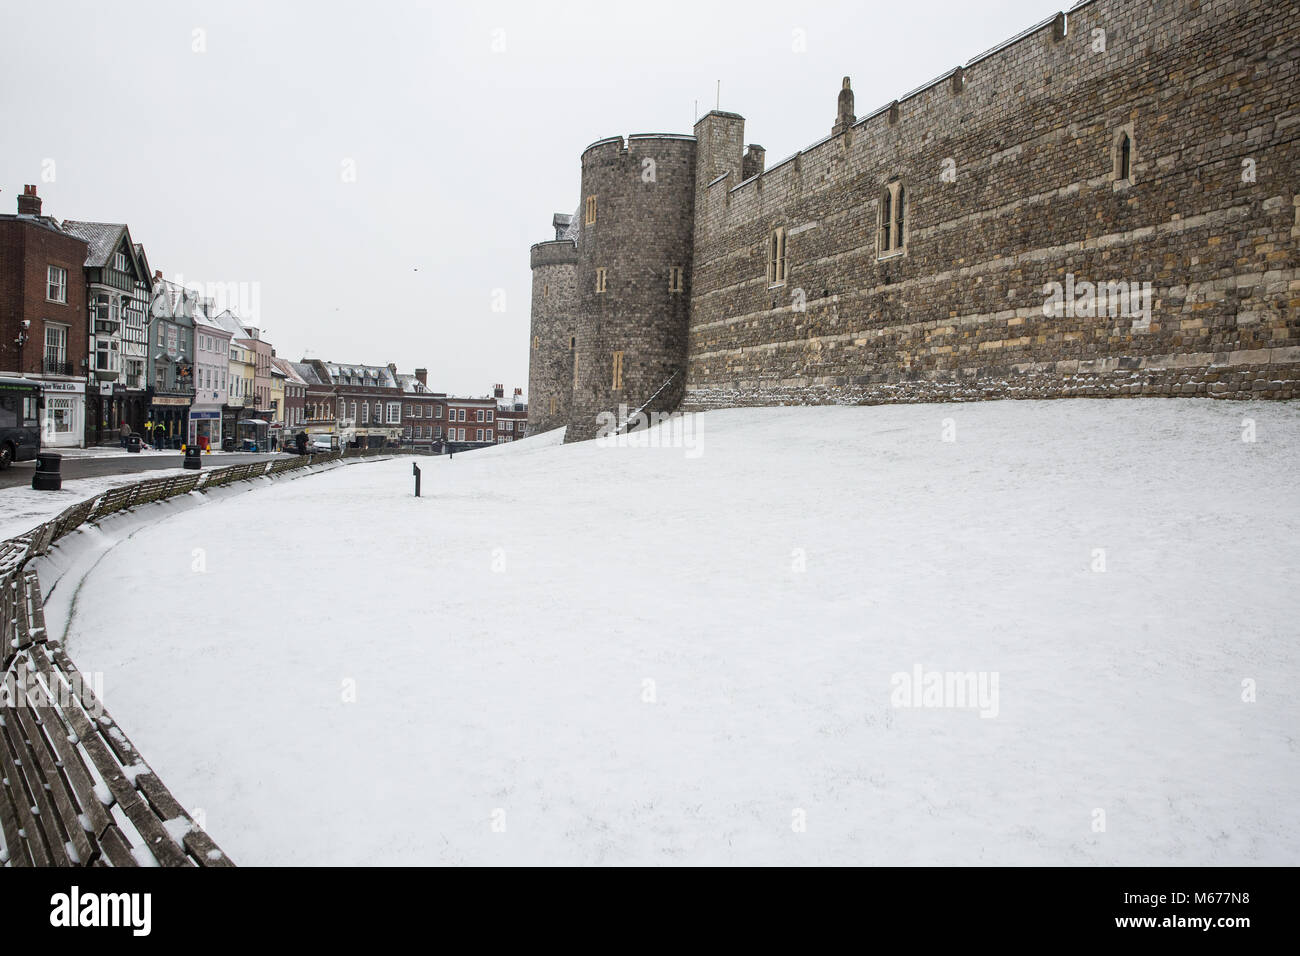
[832,77,855,137]
[742,144,766,181]
[16,184,42,216]
[493,383,505,399]
[415,368,428,386]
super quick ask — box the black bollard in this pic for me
[32,451,62,491]
[413,461,421,497]
[184,445,202,470]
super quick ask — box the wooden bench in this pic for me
[0,569,233,867]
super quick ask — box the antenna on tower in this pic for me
[716,80,720,110]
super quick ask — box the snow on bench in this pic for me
[0,568,232,867]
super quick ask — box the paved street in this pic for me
[0,452,288,490]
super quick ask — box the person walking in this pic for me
[119,420,131,449]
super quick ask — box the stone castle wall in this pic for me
[684,0,1300,408]
[529,0,1300,435]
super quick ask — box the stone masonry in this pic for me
[529,0,1300,439]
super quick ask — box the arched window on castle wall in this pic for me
[767,227,787,286]
[1112,125,1136,187]
[878,182,907,258]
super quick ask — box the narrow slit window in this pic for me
[612,350,624,390]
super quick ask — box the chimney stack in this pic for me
[16,184,42,216]
[493,383,505,399]
[415,368,427,386]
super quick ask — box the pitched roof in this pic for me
[272,356,308,386]
[60,221,129,268]
[290,361,325,386]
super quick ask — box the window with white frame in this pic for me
[486,410,494,422]
[47,266,67,303]
[387,402,401,423]
[44,324,68,365]
[434,426,441,438]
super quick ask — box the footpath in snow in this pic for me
[52,399,1300,865]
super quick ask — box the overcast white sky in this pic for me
[2,0,1056,397]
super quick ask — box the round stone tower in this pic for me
[528,218,579,436]
[567,133,697,441]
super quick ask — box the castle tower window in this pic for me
[585,195,597,225]
[612,350,624,390]
[669,266,684,293]
[1113,127,1136,185]
[549,395,557,415]
[878,182,907,258]
[595,268,608,293]
[533,335,539,351]
[767,227,787,286]
[570,335,576,350]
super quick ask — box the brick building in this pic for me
[0,185,90,447]
[495,387,527,443]
[443,394,498,451]
[395,367,445,447]
[530,0,1300,441]
[291,361,336,449]
[310,360,402,449]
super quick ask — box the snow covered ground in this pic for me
[52,400,1300,865]
[0,469,191,542]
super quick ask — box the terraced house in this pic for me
[0,185,90,447]
[61,220,153,445]
[144,276,197,447]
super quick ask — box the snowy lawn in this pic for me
[0,469,191,542]
[57,400,1300,865]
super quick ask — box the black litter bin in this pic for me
[127,434,142,453]
[184,446,202,470]
[222,438,236,452]
[32,452,62,491]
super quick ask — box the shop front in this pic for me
[145,395,191,450]
[37,379,86,449]
[189,409,221,451]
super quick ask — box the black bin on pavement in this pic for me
[127,434,142,453]
[184,445,202,470]
[32,452,62,491]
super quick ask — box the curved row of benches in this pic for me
[0,447,399,866]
